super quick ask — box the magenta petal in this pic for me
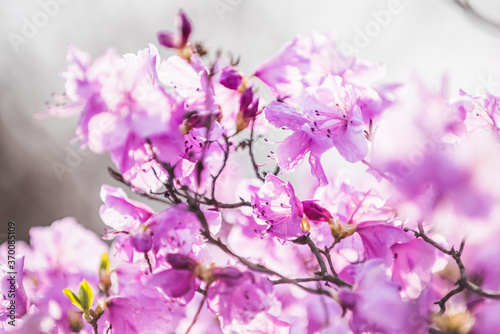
[391,239,437,297]
[211,267,244,288]
[177,10,192,47]
[473,301,500,333]
[302,200,333,221]
[240,87,253,112]
[157,31,177,49]
[356,221,411,264]
[264,101,309,131]
[220,67,242,90]
[309,152,328,186]
[166,253,198,271]
[148,269,196,301]
[276,131,310,172]
[130,229,153,253]
[331,108,368,163]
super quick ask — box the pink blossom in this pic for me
[147,254,199,304]
[472,301,500,333]
[338,260,423,333]
[264,75,368,185]
[255,32,390,122]
[100,185,155,260]
[252,174,307,241]
[207,269,275,330]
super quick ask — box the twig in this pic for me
[210,135,231,200]
[321,246,338,277]
[186,198,351,295]
[451,0,500,32]
[107,167,172,205]
[361,159,393,182]
[304,235,328,275]
[406,222,500,313]
[248,116,265,182]
[185,286,209,334]
[272,277,330,285]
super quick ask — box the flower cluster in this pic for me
[3,10,500,334]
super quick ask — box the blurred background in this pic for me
[1,0,499,242]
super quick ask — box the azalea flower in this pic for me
[264,75,368,185]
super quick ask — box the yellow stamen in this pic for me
[432,311,475,334]
[300,216,311,232]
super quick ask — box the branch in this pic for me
[248,116,265,182]
[304,235,328,275]
[186,198,351,296]
[361,159,393,182]
[210,135,231,200]
[107,167,172,205]
[320,246,339,277]
[406,222,500,313]
[451,0,500,32]
[271,277,329,285]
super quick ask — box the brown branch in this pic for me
[320,246,339,277]
[272,277,330,285]
[107,167,173,205]
[185,286,209,334]
[406,222,500,313]
[186,198,351,296]
[210,135,231,200]
[304,235,328,275]
[248,116,265,182]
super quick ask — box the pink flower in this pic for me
[391,239,441,299]
[472,301,500,333]
[251,174,307,241]
[453,89,500,138]
[208,269,275,329]
[100,185,155,261]
[147,254,199,304]
[99,265,174,334]
[147,203,221,263]
[255,32,390,121]
[0,256,29,318]
[338,260,423,333]
[53,43,188,154]
[1,218,107,333]
[264,75,368,185]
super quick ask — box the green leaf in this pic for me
[63,288,84,312]
[100,253,110,273]
[77,279,94,312]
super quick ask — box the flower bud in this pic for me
[302,200,333,222]
[166,253,198,272]
[220,68,242,90]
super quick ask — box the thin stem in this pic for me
[451,0,500,32]
[322,246,338,277]
[361,159,393,182]
[272,277,329,285]
[108,167,172,205]
[144,252,153,274]
[187,199,351,295]
[304,235,328,275]
[185,287,209,334]
[435,286,465,314]
[407,222,500,313]
[249,116,265,182]
[210,135,231,199]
